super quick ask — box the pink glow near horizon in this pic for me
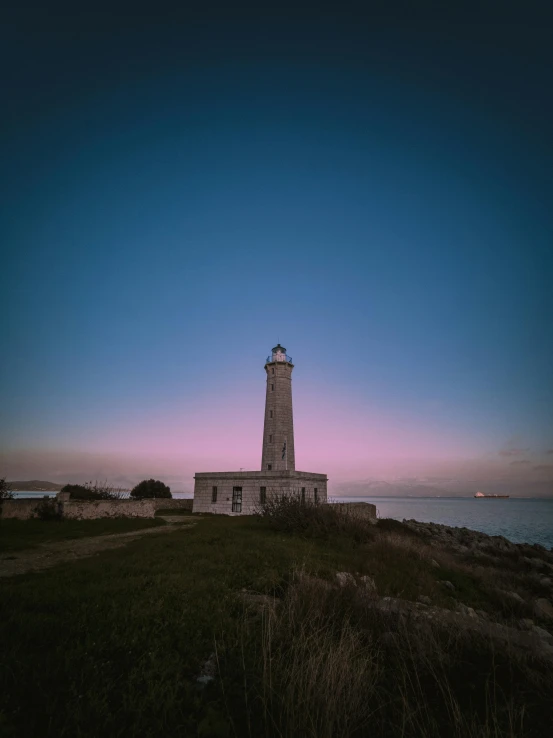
[3,382,551,491]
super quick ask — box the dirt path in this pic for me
[0,522,194,578]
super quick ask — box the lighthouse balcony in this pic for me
[266,353,293,364]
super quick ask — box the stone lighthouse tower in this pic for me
[192,342,327,514]
[261,344,295,472]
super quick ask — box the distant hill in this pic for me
[7,480,64,491]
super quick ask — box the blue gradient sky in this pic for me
[1,3,552,492]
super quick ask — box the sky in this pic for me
[1,2,552,494]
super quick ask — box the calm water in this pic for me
[335,496,553,549]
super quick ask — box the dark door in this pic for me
[232,487,242,513]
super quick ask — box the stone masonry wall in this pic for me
[1,499,43,520]
[1,497,193,520]
[193,470,327,515]
[261,360,295,472]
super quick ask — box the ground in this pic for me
[0,513,552,737]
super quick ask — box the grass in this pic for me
[0,512,551,737]
[0,517,165,552]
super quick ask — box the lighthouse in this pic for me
[193,343,327,514]
[261,344,295,472]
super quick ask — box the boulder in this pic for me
[534,598,553,621]
[456,603,478,618]
[359,575,377,592]
[532,625,553,643]
[336,571,356,587]
[499,590,524,604]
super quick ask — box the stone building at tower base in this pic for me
[193,470,327,515]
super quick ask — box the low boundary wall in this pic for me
[1,497,193,521]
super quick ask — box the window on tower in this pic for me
[269,435,272,443]
[270,410,273,418]
[260,486,266,504]
[301,487,306,503]
[211,486,218,503]
[268,464,272,470]
[271,384,274,391]
[272,368,274,374]
[314,488,318,503]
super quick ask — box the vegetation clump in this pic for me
[0,477,14,502]
[256,493,375,542]
[61,481,125,500]
[33,497,62,521]
[130,478,172,499]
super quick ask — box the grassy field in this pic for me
[0,517,165,552]
[0,512,551,737]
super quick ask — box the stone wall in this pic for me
[63,499,157,519]
[152,498,193,512]
[334,502,377,523]
[1,496,193,520]
[193,470,328,515]
[1,499,44,520]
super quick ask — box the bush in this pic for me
[256,494,375,542]
[130,479,171,499]
[61,481,125,500]
[0,478,14,502]
[33,497,62,521]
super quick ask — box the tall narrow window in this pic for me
[232,487,242,513]
[272,368,274,374]
[211,486,218,503]
[270,410,273,418]
[269,434,272,443]
[301,487,305,503]
[268,464,272,471]
[271,384,274,391]
[260,486,266,504]
[314,488,318,503]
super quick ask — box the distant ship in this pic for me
[474,491,510,499]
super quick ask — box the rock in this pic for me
[518,618,534,631]
[430,559,440,569]
[336,571,356,587]
[359,575,376,592]
[533,598,553,621]
[456,603,478,618]
[532,625,553,643]
[197,652,217,687]
[476,610,489,620]
[540,577,552,588]
[417,595,432,605]
[439,580,455,591]
[500,590,524,604]
[240,591,277,611]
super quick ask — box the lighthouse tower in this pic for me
[261,344,295,472]
[192,342,327,514]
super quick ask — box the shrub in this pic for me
[256,494,375,542]
[33,497,62,521]
[0,478,14,502]
[61,481,125,500]
[130,479,171,499]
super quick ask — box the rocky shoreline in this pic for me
[401,518,553,558]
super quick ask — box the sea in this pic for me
[11,492,553,550]
[336,496,553,550]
